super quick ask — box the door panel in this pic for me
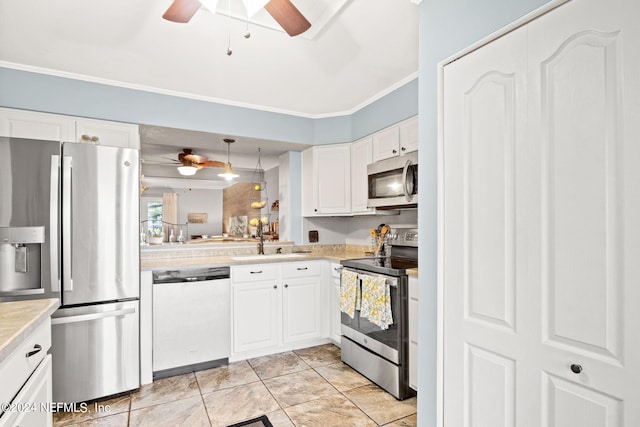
[465,344,515,427]
[465,72,516,332]
[62,142,139,305]
[443,0,640,425]
[528,0,639,423]
[443,24,528,426]
[51,301,140,403]
[542,373,622,427]
[540,30,623,363]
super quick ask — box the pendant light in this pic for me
[218,138,239,180]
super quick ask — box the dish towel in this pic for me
[339,269,360,319]
[359,274,393,330]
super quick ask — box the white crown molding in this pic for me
[0,61,418,120]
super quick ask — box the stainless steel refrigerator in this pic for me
[0,136,140,403]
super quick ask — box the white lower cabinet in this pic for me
[231,261,324,359]
[329,262,342,345]
[408,275,419,391]
[0,319,53,427]
[233,277,280,354]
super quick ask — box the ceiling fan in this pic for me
[162,0,311,37]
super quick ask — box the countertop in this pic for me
[140,244,418,277]
[0,298,59,364]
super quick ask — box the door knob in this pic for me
[570,364,582,374]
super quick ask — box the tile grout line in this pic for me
[193,371,215,427]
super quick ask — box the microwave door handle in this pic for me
[402,158,412,202]
[50,155,60,292]
[62,155,73,292]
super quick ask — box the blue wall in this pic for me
[0,67,418,145]
[417,0,551,425]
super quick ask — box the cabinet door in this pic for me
[76,118,140,149]
[372,126,400,162]
[282,276,321,343]
[232,281,280,353]
[313,145,351,215]
[329,263,342,344]
[0,107,75,141]
[351,138,375,214]
[0,355,52,427]
[400,116,419,154]
[408,276,419,391]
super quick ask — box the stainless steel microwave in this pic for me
[367,151,418,209]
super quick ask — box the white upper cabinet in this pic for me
[0,107,75,141]
[400,116,419,154]
[350,137,375,214]
[0,107,139,149]
[372,126,401,162]
[372,116,418,162]
[302,144,352,216]
[75,118,140,149]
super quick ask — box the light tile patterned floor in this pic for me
[53,344,417,427]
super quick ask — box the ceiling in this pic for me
[0,0,419,117]
[0,0,419,183]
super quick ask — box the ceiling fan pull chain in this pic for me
[226,0,233,55]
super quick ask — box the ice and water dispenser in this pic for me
[0,226,46,296]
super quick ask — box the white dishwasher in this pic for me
[152,266,230,379]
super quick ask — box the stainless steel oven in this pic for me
[340,226,418,400]
[367,151,418,209]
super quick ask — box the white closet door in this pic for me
[526,0,640,424]
[442,26,529,427]
[442,0,640,425]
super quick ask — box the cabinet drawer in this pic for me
[232,264,278,283]
[0,319,51,407]
[282,261,320,278]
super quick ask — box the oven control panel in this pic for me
[387,227,418,247]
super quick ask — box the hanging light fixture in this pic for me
[218,138,240,180]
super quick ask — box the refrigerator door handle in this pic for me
[50,155,60,292]
[62,155,73,292]
[51,307,136,325]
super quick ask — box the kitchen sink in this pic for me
[230,253,307,261]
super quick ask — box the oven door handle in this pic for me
[342,267,398,287]
[402,158,413,202]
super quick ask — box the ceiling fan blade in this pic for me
[264,0,311,37]
[203,160,227,168]
[184,153,208,164]
[163,0,202,23]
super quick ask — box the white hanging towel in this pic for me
[339,269,360,319]
[359,274,393,330]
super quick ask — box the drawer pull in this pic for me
[26,344,42,358]
[250,271,263,274]
[285,284,289,288]
[296,267,308,271]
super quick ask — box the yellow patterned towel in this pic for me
[360,274,393,330]
[339,269,359,318]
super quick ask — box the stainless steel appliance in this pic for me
[0,136,140,403]
[152,267,231,379]
[367,151,418,209]
[340,226,418,400]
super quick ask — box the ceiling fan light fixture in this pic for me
[177,165,198,176]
